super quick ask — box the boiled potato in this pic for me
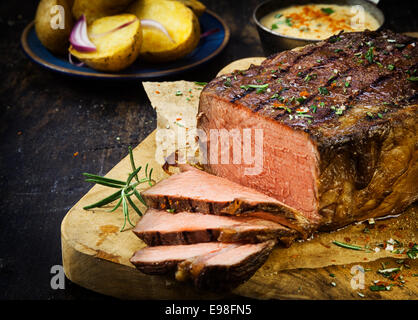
[35,0,74,54]
[170,0,206,17]
[128,0,200,62]
[72,0,135,24]
[69,14,142,72]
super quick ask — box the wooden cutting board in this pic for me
[61,58,418,300]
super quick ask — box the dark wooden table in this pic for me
[0,0,417,300]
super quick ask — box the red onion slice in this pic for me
[90,18,139,38]
[200,28,220,39]
[69,15,96,53]
[140,19,174,43]
[68,52,85,67]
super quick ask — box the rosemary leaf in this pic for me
[120,193,128,232]
[333,241,364,251]
[148,168,154,186]
[106,197,123,213]
[128,146,139,183]
[133,189,147,206]
[126,166,143,185]
[84,179,124,189]
[122,192,135,228]
[83,189,122,210]
[126,194,143,217]
[82,173,126,186]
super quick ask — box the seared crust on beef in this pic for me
[202,30,417,144]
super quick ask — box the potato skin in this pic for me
[35,0,74,55]
[69,14,142,72]
[72,0,135,24]
[129,0,201,63]
[171,0,206,17]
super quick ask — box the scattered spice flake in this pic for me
[285,17,293,27]
[175,90,182,96]
[365,47,374,63]
[329,36,341,43]
[224,78,232,87]
[369,285,390,292]
[378,267,401,276]
[73,152,79,157]
[318,87,329,95]
[406,243,417,259]
[194,81,207,86]
[366,111,374,119]
[166,208,175,213]
[321,7,335,15]
[329,273,336,278]
[155,90,160,94]
[240,83,269,94]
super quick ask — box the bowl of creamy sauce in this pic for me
[254,0,384,54]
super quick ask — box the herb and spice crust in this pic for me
[198,30,418,230]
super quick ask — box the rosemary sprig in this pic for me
[82,147,155,231]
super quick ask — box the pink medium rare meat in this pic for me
[133,208,297,246]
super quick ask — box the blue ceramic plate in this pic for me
[21,10,230,80]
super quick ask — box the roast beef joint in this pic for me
[131,30,417,291]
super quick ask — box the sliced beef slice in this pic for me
[176,240,275,291]
[130,240,275,291]
[133,208,297,246]
[141,167,311,236]
[198,29,418,230]
[130,242,228,275]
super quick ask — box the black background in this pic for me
[0,0,417,300]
